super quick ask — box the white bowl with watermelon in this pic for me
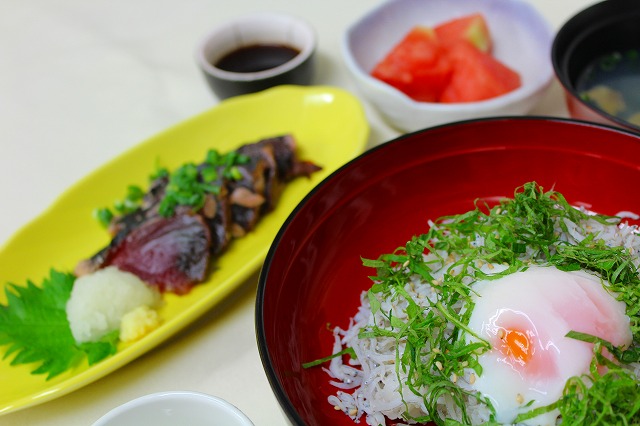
[342,0,554,132]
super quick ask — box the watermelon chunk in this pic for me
[439,41,522,103]
[371,26,452,102]
[434,13,493,53]
[370,14,521,103]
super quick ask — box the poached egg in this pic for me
[467,266,632,425]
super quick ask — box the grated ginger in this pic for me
[119,305,162,343]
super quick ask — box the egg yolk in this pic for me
[500,328,532,366]
[490,314,555,380]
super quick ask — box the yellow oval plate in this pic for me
[0,85,369,415]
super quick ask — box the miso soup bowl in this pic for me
[196,12,316,100]
[552,0,640,133]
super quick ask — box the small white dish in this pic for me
[92,391,254,426]
[342,0,554,132]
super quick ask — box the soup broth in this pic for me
[576,49,640,126]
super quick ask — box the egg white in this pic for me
[467,266,631,425]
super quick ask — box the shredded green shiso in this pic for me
[307,182,640,425]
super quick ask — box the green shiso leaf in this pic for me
[0,269,118,380]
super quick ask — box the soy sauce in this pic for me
[215,44,300,73]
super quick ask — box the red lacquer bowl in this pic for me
[256,117,640,426]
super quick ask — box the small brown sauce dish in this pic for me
[196,12,316,100]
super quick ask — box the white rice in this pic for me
[325,210,640,425]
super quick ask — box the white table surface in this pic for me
[0,0,598,424]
